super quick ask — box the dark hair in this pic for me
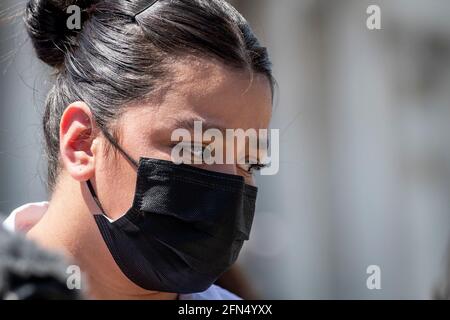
[25,0,274,192]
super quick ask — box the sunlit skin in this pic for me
[26,56,273,300]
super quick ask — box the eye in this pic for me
[238,155,269,175]
[246,163,268,174]
[176,141,208,163]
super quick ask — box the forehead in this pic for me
[123,56,273,133]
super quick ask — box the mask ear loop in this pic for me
[86,128,140,218]
[100,129,140,169]
[86,180,108,217]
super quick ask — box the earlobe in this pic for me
[59,101,97,182]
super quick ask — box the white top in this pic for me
[2,202,240,300]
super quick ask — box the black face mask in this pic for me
[86,131,257,294]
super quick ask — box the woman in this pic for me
[3,0,274,299]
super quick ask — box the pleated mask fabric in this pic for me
[89,158,257,293]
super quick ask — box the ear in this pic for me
[59,101,97,182]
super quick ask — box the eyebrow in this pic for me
[169,116,270,148]
[170,117,227,135]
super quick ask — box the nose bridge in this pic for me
[204,163,255,186]
[210,163,238,176]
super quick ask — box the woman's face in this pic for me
[91,57,273,220]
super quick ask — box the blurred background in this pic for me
[2,0,450,299]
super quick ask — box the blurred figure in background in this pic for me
[0,225,81,300]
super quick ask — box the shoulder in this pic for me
[179,285,242,300]
[2,202,49,233]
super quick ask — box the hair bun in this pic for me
[25,0,95,67]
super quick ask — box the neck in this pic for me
[26,175,177,300]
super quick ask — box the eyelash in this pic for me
[246,163,268,174]
[172,142,268,173]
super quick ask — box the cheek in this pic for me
[94,149,138,220]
